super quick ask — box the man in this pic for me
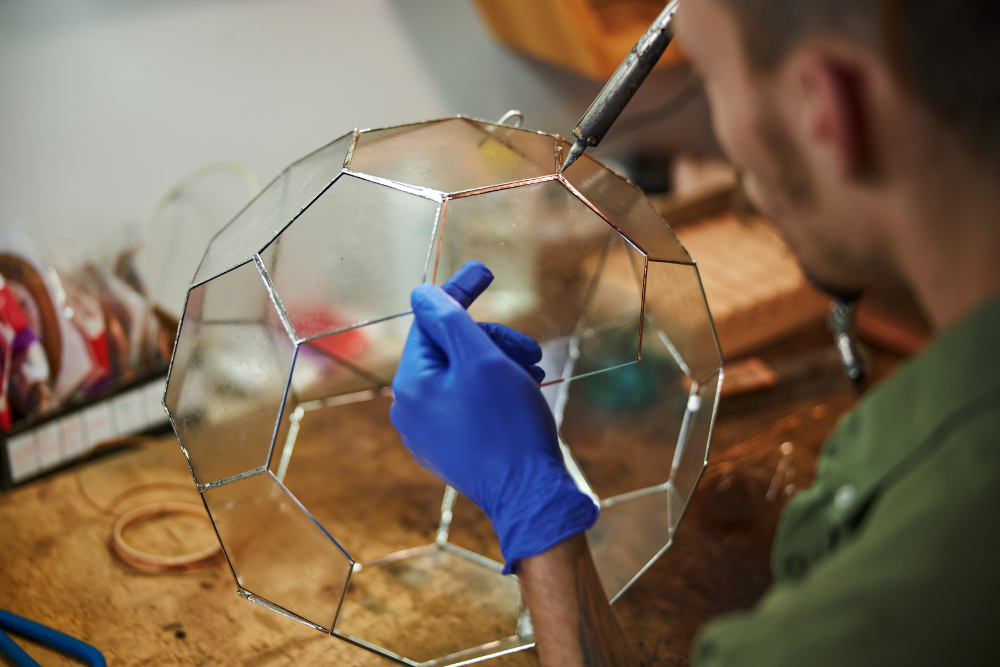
[390,0,1000,664]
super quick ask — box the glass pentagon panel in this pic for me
[559,313,691,502]
[586,369,721,602]
[201,471,353,631]
[165,260,295,486]
[436,180,638,380]
[572,232,647,376]
[260,175,439,341]
[268,313,414,465]
[266,348,383,486]
[335,546,520,664]
[644,260,723,382]
[193,132,353,286]
[560,142,691,264]
[349,118,556,194]
[269,390,446,565]
[287,314,411,405]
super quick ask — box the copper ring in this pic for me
[111,502,221,571]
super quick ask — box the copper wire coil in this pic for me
[111,501,222,572]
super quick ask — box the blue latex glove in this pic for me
[478,322,546,384]
[391,260,599,575]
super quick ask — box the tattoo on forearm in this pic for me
[572,547,636,667]
[519,534,636,667]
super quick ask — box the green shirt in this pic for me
[693,295,1000,666]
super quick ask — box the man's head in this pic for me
[675,0,1000,301]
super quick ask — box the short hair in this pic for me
[720,0,1000,158]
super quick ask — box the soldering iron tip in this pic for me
[560,140,588,173]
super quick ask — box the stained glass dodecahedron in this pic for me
[164,116,723,666]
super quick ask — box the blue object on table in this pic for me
[0,608,106,667]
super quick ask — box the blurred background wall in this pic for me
[0,0,716,313]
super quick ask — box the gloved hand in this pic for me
[477,322,546,384]
[391,260,599,575]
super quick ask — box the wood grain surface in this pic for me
[0,347,871,666]
[673,215,832,360]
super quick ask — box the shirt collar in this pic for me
[821,292,1000,496]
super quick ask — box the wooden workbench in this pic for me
[0,323,883,666]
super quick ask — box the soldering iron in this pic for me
[560,0,680,173]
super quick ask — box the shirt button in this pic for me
[834,484,856,510]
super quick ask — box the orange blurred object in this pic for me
[470,0,687,80]
[292,305,369,361]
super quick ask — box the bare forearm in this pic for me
[516,533,637,667]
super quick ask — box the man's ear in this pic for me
[791,52,876,181]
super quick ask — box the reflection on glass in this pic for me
[437,179,643,379]
[350,118,556,194]
[202,471,353,631]
[194,132,353,286]
[561,143,691,264]
[260,175,440,340]
[166,260,295,486]
[289,314,412,404]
